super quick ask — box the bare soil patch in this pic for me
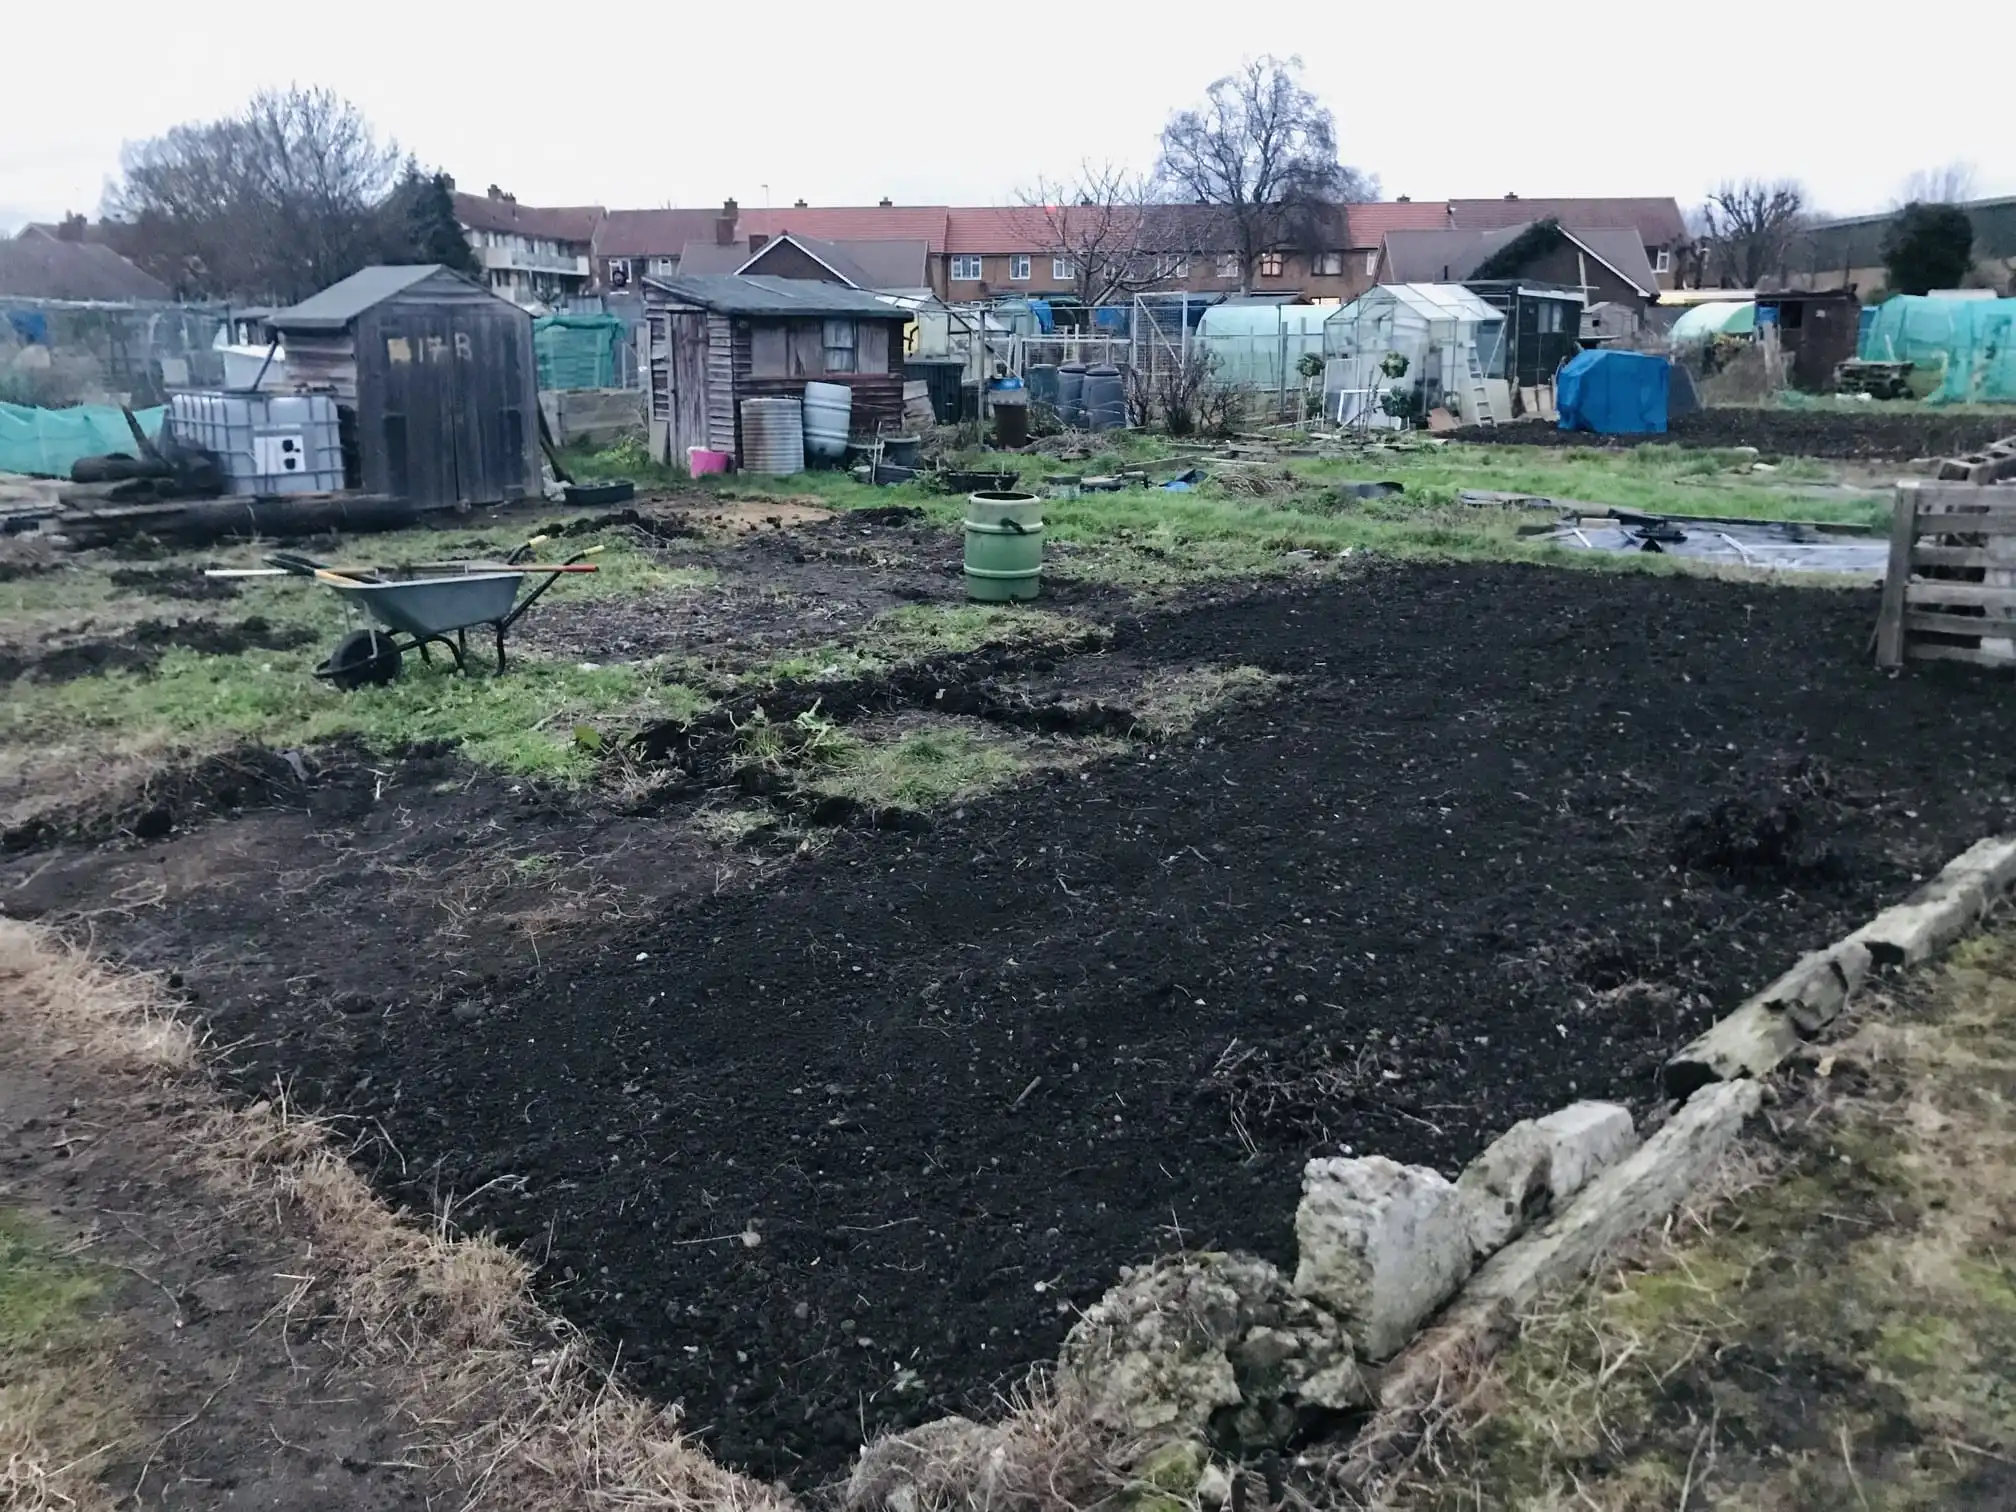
[0,617,316,685]
[11,564,2016,1488]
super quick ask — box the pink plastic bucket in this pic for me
[687,447,731,477]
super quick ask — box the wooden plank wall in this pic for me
[1876,481,2016,668]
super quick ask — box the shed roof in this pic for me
[268,265,490,330]
[0,238,171,302]
[644,274,912,319]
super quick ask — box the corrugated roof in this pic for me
[645,274,912,319]
[268,265,449,329]
[0,239,171,302]
[453,192,603,245]
[1449,196,1687,246]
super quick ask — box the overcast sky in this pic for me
[5,0,2009,232]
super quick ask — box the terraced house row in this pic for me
[453,189,1690,312]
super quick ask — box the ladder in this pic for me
[1464,348,1496,426]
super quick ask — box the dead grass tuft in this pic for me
[0,919,794,1512]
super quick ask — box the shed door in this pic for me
[376,312,459,509]
[648,310,709,465]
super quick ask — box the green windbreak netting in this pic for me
[533,314,624,391]
[1859,296,2016,404]
[0,401,165,478]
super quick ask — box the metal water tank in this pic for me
[1084,364,1126,431]
[740,397,805,475]
[1056,363,1086,428]
[801,382,852,462]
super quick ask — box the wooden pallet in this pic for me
[1875,481,2016,668]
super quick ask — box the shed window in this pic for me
[951,255,983,281]
[1260,252,1285,278]
[823,320,857,373]
[1314,251,1345,276]
[751,324,790,377]
[1009,254,1031,281]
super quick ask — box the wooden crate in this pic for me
[1875,481,2016,668]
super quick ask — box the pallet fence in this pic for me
[1875,480,2016,669]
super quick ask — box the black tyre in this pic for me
[321,629,402,691]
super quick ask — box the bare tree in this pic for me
[1696,179,1808,288]
[1013,163,1176,316]
[1896,161,1977,207]
[1155,55,1373,292]
[104,86,402,302]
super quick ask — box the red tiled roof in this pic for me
[593,208,725,259]
[738,206,950,253]
[452,192,602,245]
[1448,197,1687,246]
[1343,201,1453,242]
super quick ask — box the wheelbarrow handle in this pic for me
[265,551,328,576]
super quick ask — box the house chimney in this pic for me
[1396,194,1411,202]
[1504,192,1519,200]
[717,196,739,246]
[794,198,808,209]
[879,197,893,208]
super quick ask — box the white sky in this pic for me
[4,0,2010,231]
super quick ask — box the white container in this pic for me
[168,391,345,495]
[801,381,852,461]
[739,397,805,476]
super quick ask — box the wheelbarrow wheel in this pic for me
[320,629,402,691]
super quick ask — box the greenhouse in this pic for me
[1322,283,1504,426]
[1667,300,1756,343]
[1860,296,2016,404]
[1189,302,1332,392]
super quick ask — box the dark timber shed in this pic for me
[640,275,912,468]
[267,265,540,509]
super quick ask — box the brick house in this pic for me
[453,189,602,306]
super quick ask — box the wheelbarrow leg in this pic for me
[493,622,508,674]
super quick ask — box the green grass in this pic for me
[711,602,1101,687]
[0,648,709,782]
[0,1210,103,1353]
[818,727,1030,809]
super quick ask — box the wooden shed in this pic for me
[267,265,540,509]
[640,275,912,467]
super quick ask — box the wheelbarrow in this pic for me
[266,543,601,690]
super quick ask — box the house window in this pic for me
[607,258,631,287]
[1364,249,1378,276]
[647,257,675,278]
[1157,254,1191,279]
[1654,247,1672,274]
[1216,253,1241,280]
[1053,256,1075,280]
[1009,254,1031,281]
[823,319,857,373]
[1314,251,1345,276]
[950,255,983,281]
[1259,252,1285,278]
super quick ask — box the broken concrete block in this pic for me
[843,1416,1004,1512]
[1293,1156,1472,1361]
[1456,1102,1640,1257]
[1059,1251,1364,1449]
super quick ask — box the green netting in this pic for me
[0,401,165,478]
[533,314,624,391]
[1859,296,2016,404]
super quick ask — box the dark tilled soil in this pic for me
[105,566,244,601]
[1452,409,2014,461]
[129,564,2016,1487]
[0,616,314,685]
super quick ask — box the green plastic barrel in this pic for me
[963,491,1044,602]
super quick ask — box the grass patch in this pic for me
[1381,926,2016,1511]
[0,1208,121,1512]
[818,727,1031,810]
[0,648,710,783]
[1130,665,1289,736]
[721,603,1102,688]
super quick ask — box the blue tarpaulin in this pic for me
[1557,350,1669,435]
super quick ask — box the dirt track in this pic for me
[1454,409,2012,460]
[14,563,2016,1485]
